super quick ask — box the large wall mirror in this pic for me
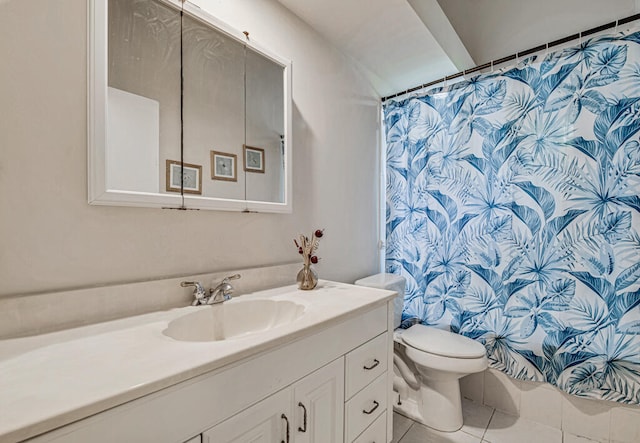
[88,0,292,212]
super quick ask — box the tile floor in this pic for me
[392,399,604,443]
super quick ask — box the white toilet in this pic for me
[355,273,488,432]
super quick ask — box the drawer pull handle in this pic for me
[281,413,290,443]
[362,400,380,415]
[363,359,380,370]
[298,402,307,432]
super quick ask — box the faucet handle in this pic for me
[181,281,207,306]
[206,274,242,304]
[222,273,241,283]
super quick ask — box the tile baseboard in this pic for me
[460,369,640,443]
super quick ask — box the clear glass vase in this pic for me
[297,264,318,290]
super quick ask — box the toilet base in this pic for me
[393,374,464,432]
[391,326,488,433]
[419,378,463,432]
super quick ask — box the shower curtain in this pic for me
[384,28,640,404]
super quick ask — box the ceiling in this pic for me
[276,0,639,98]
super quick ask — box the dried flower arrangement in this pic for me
[293,229,324,290]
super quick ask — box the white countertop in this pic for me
[0,281,395,443]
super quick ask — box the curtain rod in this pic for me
[381,12,640,103]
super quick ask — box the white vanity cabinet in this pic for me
[200,335,388,443]
[203,358,344,443]
[25,302,393,443]
[292,358,344,443]
[202,388,292,442]
[344,333,390,442]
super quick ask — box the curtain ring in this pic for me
[579,31,582,45]
[545,42,549,57]
[443,76,448,89]
[490,60,494,73]
[615,19,619,34]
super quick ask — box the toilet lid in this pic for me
[401,324,486,359]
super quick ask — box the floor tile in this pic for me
[393,412,414,443]
[563,432,600,443]
[561,394,611,442]
[610,405,640,443]
[482,410,562,443]
[399,422,481,443]
[461,399,494,438]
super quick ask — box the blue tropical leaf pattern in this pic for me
[384,29,640,405]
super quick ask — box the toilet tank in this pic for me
[354,273,406,329]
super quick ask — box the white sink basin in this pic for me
[163,299,306,342]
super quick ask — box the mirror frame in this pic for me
[88,0,293,213]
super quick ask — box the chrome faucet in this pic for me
[209,274,241,304]
[181,274,241,306]
[181,281,207,306]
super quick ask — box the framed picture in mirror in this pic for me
[166,160,202,195]
[211,151,238,182]
[244,145,265,173]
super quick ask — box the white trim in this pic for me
[378,103,386,273]
[87,0,108,205]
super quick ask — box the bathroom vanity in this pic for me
[0,282,396,443]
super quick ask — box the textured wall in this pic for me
[0,0,381,297]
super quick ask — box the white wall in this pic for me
[0,0,381,297]
[437,0,639,64]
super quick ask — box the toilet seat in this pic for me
[401,324,486,359]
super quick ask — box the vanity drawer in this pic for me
[345,373,387,442]
[346,332,388,399]
[352,412,386,443]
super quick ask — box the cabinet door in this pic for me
[202,389,293,443]
[293,358,344,443]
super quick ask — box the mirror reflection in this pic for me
[101,0,288,209]
[245,49,285,203]
[108,0,181,195]
[182,13,245,200]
